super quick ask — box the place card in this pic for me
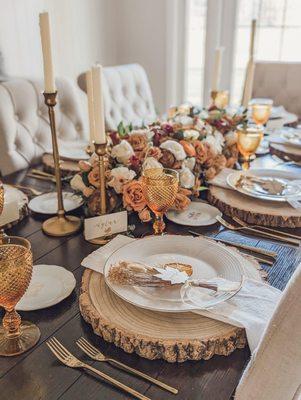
[0,200,19,226]
[84,211,128,241]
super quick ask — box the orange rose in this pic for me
[88,167,100,188]
[212,154,227,172]
[127,133,148,152]
[78,160,92,172]
[159,149,176,168]
[171,188,191,211]
[179,140,196,157]
[147,147,162,160]
[138,207,152,222]
[87,189,101,215]
[194,140,208,164]
[205,166,217,180]
[123,180,146,212]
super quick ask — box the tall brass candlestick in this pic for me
[94,142,107,215]
[42,92,82,236]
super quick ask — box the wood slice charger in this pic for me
[208,186,301,228]
[80,270,246,363]
[269,142,301,163]
[42,153,79,177]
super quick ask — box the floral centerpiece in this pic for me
[70,105,246,222]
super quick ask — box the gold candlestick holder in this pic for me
[210,90,229,109]
[42,92,82,237]
[86,141,110,245]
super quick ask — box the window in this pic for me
[232,0,301,104]
[185,0,207,105]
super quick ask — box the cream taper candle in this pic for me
[212,47,224,92]
[86,70,96,146]
[39,12,56,93]
[92,65,106,144]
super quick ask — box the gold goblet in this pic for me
[250,99,273,126]
[0,236,40,356]
[211,90,229,109]
[237,124,264,170]
[142,168,179,235]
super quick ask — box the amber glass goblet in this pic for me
[142,168,179,235]
[237,124,264,170]
[250,98,273,126]
[0,236,40,356]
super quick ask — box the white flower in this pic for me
[183,157,196,171]
[143,157,163,171]
[70,174,86,193]
[145,129,155,141]
[203,131,225,155]
[160,140,186,161]
[199,109,209,119]
[111,140,135,164]
[107,166,136,194]
[225,130,238,146]
[174,115,194,126]
[180,167,195,189]
[183,130,200,141]
[195,118,205,130]
[128,129,148,137]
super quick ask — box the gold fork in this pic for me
[216,216,300,246]
[11,184,44,196]
[46,337,150,400]
[76,337,178,395]
[232,216,301,241]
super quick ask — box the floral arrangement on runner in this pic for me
[70,105,246,222]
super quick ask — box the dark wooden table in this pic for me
[1,157,300,400]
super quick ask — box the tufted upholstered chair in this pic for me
[235,263,301,400]
[78,64,157,131]
[252,62,301,118]
[0,77,88,176]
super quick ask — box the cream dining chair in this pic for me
[0,77,88,176]
[235,263,301,400]
[77,63,157,131]
[252,61,301,118]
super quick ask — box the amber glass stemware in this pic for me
[0,236,40,356]
[142,168,179,235]
[237,124,264,170]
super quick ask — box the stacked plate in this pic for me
[103,235,261,311]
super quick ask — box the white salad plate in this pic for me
[16,265,76,311]
[227,169,301,202]
[280,128,301,148]
[28,191,83,214]
[104,235,260,312]
[166,202,221,226]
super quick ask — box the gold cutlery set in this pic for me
[47,336,178,400]
[27,169,71,183]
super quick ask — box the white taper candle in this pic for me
[212,47,223,92]
[86,70,96,146]
[91,65,106,144]
[39,12,56,93]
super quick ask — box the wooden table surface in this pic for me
[1,156,300,400]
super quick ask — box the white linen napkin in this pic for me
[81,235,282,352]
[207,168,234,189]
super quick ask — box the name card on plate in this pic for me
[84,211,128,241]
[0,200,19,226]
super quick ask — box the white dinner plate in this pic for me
[166,202,221,226]
[227,169,301,202]
[16,265,76,311]
[104,235,260,312]
[28,191,83,214]
[280,128,301,148]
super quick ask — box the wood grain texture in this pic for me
[80,270,246,363]
[208,185,301,228]
[42,153,79,176]
[270,142,301,162]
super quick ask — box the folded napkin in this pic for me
[207,168,234,189]
[81,235,281,352]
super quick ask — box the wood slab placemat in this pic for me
[208,185,301,228]
[42,153,79,177]
[79,269,246,363]
[270,142,301,163]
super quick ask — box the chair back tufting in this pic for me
[78,63,157,131]
[252,61,301,118]
[0,77,88,176]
